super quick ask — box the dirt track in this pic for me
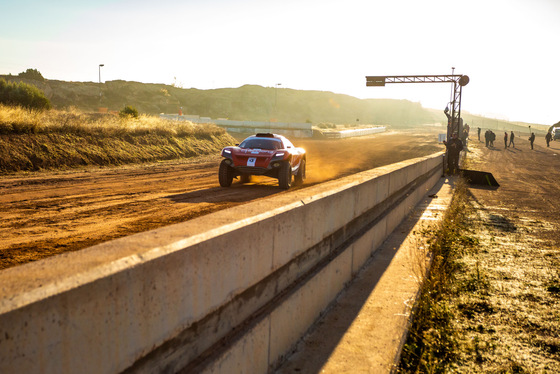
[0,129,443,270]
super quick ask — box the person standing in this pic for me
[478,127,481,141]
[443,132,464,174]
[529,132,535,150]
[460,129,468,148]
[509,131,515,148]
[546,131,552,147]
[504,131,508,149]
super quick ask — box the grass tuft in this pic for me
[398,179,472,373]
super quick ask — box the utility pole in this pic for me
[275,83,282,121]
[98,64,104,99]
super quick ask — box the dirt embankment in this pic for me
[0,130,443,270]
[0,132,234,172]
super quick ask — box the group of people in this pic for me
[480,129,536,149]
[503,131,515,148]
[483,129,496,147]
[478,126,554,150]
[446,125,555,175]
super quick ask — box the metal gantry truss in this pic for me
[366,74,469,139]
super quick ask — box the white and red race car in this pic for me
[219,133,306,189]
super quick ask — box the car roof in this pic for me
[243,133,288,142]
[253,133,283,139]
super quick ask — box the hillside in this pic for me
[1,75,442,127]
[3,74,552,135]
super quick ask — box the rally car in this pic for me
[218,133,306,189]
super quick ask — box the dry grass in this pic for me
[448,199,560,373]
[398,176,560,373]
[0,104,224,138]
[398,179,472,373]
[0,104,235,172]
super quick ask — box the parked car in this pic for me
[553,127,560,140]
[219,133,306,189]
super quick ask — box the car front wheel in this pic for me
[219,160,234,187]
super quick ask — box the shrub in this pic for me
[0,78,51,110]
[119,105,139,118]
[18,68,45,82]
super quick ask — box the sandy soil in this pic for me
[0,129,443,270]
[449,133,560,372]
[466,132,560,243]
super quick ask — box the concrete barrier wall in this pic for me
[159,114,314,137]
[322,126,386,138]
[212,120,313,137]
[202,155,443,373]
[0,152,444,374]
[222,126,313,138]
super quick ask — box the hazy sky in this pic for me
[1,0,559,125]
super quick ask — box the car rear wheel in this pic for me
[278,161,292,189]
[294,159,306,186]
[219,160,234,187]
